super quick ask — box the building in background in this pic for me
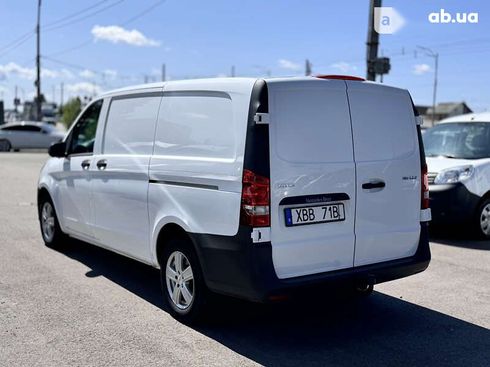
[417,102,473,127]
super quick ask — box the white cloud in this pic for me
[80,69,96,79]
[278,59,301,71]
[103,69,117,79]
[65,82,102,96]
[91,25,160,47]
[60,69,75,79]
[0,62,36,80]
[330,62,358,73]
[412,63,431,75]
[0,62,71,80]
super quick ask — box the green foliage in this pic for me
[61,97,81,129]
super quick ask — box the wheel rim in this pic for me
[165,251,194,310]
[480,204,490,236]
[41,202,55,242]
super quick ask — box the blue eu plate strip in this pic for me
[284,208,293,227]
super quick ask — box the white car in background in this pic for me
[423,112,490,238]
[0,121,65,151]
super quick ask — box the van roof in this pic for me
[99,76,404,99]
[438,111,490,124]
[99,77,259,98]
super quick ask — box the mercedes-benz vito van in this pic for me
[38,76,431,322]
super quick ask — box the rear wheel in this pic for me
[475,199,490,239]
[38,195,66,248]
[0,139,11,152]
[352,283,374,297]
[159,235,207,324]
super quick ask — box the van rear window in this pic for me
[272,87,354,163]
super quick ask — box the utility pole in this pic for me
[231,65,235,77]
[417,46,439,126]
[305,59,312,76]
[14,86,19,113]
[59,82,64,114]
[35,0,42,121]
[161,63,166,81]
[366,0,381,81]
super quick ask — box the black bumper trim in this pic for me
[189,224,431,302]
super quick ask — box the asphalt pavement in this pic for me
[1,152,489,367]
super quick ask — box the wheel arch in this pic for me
[37,185,66,232]
[154,222,200,269]
[475,190,490,214]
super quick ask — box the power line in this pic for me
[46,0,166,57]
[43,0,126,33]
[121,0,166,26]
[0,30,35,53]
[42,0,111,28]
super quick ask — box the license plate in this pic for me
[284,203,345,227]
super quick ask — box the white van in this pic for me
[424,112,490,238]
[38,76,431,322]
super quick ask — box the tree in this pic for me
[61,97,81,129]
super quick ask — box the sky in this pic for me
[0,0,489,112]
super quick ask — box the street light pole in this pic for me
[35,0,42,121]
[418,46,439,126]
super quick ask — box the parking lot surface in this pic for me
[1,152,489,367]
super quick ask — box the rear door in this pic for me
[267,79,356,279]
[346,82,421,266]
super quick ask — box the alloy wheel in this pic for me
[41,202,56,243]
[165,251,195,310]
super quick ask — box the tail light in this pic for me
[240,169,270,227]
[421,164,430,209]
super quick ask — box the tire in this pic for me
[352,283,374,298]
[38,194,66,248]
[159,235,208,324]
[0,139,11,152]
[475,198,490,239]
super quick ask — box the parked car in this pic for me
[37,76,431,323]
[424,112,490,238]
[0,121,65,151]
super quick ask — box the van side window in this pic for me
[154,92,235,159]
[103,95,161,155]
[68,99,103,155]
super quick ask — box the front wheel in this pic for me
[38,196,66,248]
[475,199,490,239]
[159,236,208,324]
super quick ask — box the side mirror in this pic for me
[48,142,66,158]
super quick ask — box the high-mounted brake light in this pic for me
[315,74,365,81]
[421,164,430,209]
[240,169,270,227]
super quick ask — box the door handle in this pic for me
[362,180,386,190]
[81,159,91,170]
[96,159,107,170]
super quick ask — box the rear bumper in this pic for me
[429,183,480,224]
[190,224,431,302]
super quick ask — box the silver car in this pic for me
[0,122,65,151]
